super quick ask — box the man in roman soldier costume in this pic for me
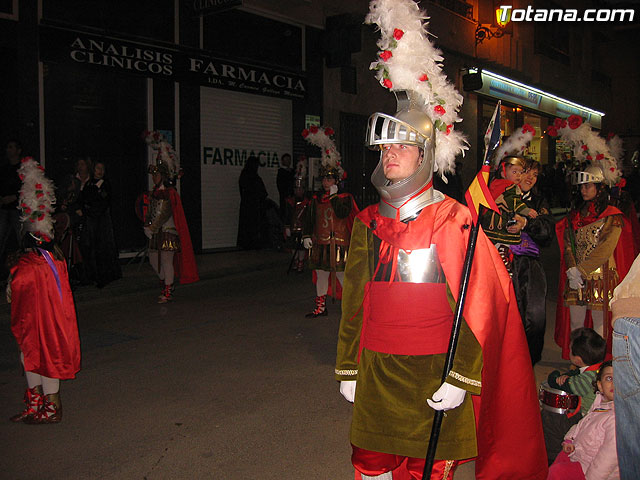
[284,158,311,273]
[301,126,358,317]
[143,132,199,303]
[8,157,80,424]
[335,1,546,479]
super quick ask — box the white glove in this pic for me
[329,185,338,196]
[143,227,153,239]
[427,382,466,411]
[340,380,356,403]
[303,237,313,249]
[566,267,584,290]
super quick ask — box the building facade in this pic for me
[1,0,635,253]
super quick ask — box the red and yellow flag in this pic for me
[465,164,499,224]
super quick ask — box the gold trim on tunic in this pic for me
[335,368,358,376]
[448,370,482,388]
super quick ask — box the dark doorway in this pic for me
[44,62,148,252]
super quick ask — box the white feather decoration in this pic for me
[366,0,468,175]
[18,157,56,241]
[493,125,536,167]
[552,116,621,186]
[144,130,178,177]
[302,126,344,179]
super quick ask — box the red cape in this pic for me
[10,252,81,379]
[488,178,515,199]
[168,188,199,284]
[555,205,635,358]
[357,198,547,480]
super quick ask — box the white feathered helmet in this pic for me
[18,157,56,244]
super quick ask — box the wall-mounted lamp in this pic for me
[475,7,511,45]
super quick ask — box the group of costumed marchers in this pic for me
[301,126,358,317]
[551,118,636,358]
[334,1,546,479]
[8,158,81,424]
[141,132,199,303]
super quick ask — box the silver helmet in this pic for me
[365,91,439,220]
[572,165,604,185]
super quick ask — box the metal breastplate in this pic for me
[374,240,446,284]
[574,218,606,264]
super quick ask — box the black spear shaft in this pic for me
[422,206,483,479]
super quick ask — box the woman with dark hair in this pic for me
[82,161,122,288]
[510,159,555,364]
[555,164,635,358]
[237,156,268,250]
[8,158,80,424]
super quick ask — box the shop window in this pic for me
[523,112,550,165]
[42,0,174,43]
[203,10,302,71]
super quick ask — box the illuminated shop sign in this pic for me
[470,68,603,127]
[39,25,306,99]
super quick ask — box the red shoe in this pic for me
[158,284,174,303]
[24,393,62,424]
[305,295,328,318]
[10,386,43,422]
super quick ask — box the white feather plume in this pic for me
[144,130,178,177]
[493,125,535,167]
[18,157,56,241]
[366,0,468,175]
[302,126,344,179]
[553,117,621,186]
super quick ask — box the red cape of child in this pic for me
[11,252,81,379]
[555,205,635,358]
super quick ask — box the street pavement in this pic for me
[0,243,567,479]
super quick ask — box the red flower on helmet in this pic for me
[35,183,42,189]
[610,167,616,172]
[324,127,334,136]
[37,214,45,221]
[309,125,319,134]
[379,50,393,62]
[553,118,562,128]
[419,74,429,82]
[581,145,588,151]
[596,154,604,160]
[568,115,583,129]
[586,155,593,160]
[301,129,309,138]
[382,78,393,89]
[36,192,44,198]
[433,105,446,116]
[547,126,558,137]
[618,178,627,188]
[522,124,535,134]
[39,205,45,210]
[393,28,404,40]
[446,124,453,135]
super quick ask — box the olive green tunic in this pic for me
[335,217,482,460]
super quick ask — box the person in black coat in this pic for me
[510,159,555,364]
[237,156,268,249]
[81,161,121,288]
